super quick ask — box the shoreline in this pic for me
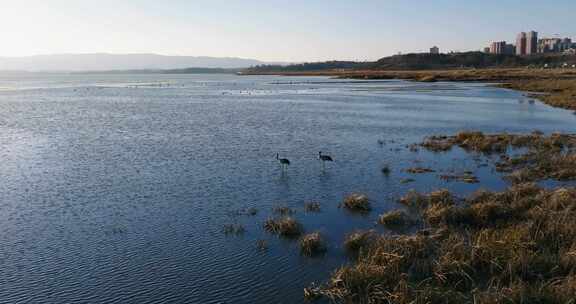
[243,68,576,111]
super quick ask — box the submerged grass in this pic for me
[304,202,321,212]
[273,205,295,216]
[222,224,245,235]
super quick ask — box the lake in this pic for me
[0,73,574,304]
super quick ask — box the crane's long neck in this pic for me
[276,153,279,160]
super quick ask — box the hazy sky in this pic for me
[1,0,575,61]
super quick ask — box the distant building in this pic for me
[516,32,527,55]
[515,31,538,55]
[526,31,538,55]
[490,41,506,54]
[539,38,562,53]
[560,38,573,51]
[538,37,573,53]
[430,46,440,54]
[505,44,516,55]
[489,41,515,55]
[483,47,491,53]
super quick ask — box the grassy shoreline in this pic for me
[243,68,576,111]
[306,131,576,303]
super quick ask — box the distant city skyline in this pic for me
[1,0,576,61]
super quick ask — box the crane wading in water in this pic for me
[318,151,333,170]
[276,153,290,170]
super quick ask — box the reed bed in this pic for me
[378,210,413,228]
[300,232,327,256]
[263,216,303,237]
[341,193,371,212]
[309,184,576,303]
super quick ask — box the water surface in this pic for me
[0,74,574,304]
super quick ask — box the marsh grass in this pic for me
[300,232,327,256]
[378,210,414,228]
[312,184,576,303]
[263,216,303,237]
[343,230,376,254]
[341,193,371,212]
[501,79,576,111]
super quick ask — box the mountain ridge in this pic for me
[0,53,284,72]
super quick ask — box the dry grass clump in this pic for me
[304,201,321,212]
[378,210,413,228]
[309,185,576,303]
[343,230,377,254]
[399,189,455,210]
[299,232,327,256]
[341,193,371,212]
[263,216,303,237]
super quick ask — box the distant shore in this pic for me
[243,68,576,111]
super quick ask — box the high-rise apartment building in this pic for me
[516,32,527,55]
[526,31,538,55]
[490,41,506,54]
[489,41,515,55]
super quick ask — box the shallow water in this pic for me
[0,73,574,304]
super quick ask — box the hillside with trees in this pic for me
[244,52,576,73]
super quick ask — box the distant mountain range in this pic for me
[0,53,279,72]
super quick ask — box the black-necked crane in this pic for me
[276,153,290,170]
[318,151,333,170]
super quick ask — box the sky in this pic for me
[1,0,575,62]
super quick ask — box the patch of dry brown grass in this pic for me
[300,232,327,256]
[343,230,377,254]
[378,210,413,228]
[310,184,576,303]
[341,193,371,212]
[263,216,303,237]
